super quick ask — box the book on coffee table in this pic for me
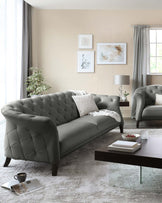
[112,140,138,148]
[108,140,141,153]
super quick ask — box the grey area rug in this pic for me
[1,127,162,203]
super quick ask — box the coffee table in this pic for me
[95,137,162,184]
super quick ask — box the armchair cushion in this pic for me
[142,105,162,120]
[155,94,162,105]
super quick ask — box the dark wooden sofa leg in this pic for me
[52,164,58,176]
[3,157,11,167]
[119,124,123,133]
[136,121,140,128]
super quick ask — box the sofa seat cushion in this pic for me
[155,94,162,105]
[77,115,119,131]
[142,105,162,120]
[58,115,119,156]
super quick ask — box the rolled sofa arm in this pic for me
[135,93,146,121]
[1,108,60,165]
[93,95,124,128]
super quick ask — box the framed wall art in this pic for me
[97,43,127,64]
[78,34,93,49]
[77,51,94,73]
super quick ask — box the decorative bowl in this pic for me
[122,134,141,141]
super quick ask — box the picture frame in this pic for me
[97,43,127,64]
[77,51,94,73]
[78,34,93,49]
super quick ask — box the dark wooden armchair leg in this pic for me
[52,164,58,176]
[119,124,123,133]
[136,121,140,128]
[3,157,11,167]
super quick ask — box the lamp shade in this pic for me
[114,75,130,85]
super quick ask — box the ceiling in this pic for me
[25,0,162,10]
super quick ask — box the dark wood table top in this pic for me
[95,137,162,169]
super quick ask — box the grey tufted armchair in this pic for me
[132,85,162,128]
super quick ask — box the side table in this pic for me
[119,101,129,107]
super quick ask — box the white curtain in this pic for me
[0,0,23,121]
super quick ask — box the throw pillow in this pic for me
[155,94,162,105]
[72,94,99,116]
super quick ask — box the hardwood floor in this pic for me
[124,117,162,129]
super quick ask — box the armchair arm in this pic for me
[135,93,146,121]
[93,95,124,126]
[1,108,60,165]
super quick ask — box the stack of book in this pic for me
[108,140,141,153]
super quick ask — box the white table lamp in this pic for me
[114,75,130,101]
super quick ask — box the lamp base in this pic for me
[120,96,127,102]
[119,85,123,99]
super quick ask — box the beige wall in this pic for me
[32,9,162,116]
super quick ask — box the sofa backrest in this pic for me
[135,85,162,106]
[145,85,162,105]
[3,91,79,126]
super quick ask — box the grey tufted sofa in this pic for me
[1,91,123,175]
[132,85,162,128]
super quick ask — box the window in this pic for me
[149,29,162,74]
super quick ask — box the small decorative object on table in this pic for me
[122,133,140,141]
[121,90,129,102]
